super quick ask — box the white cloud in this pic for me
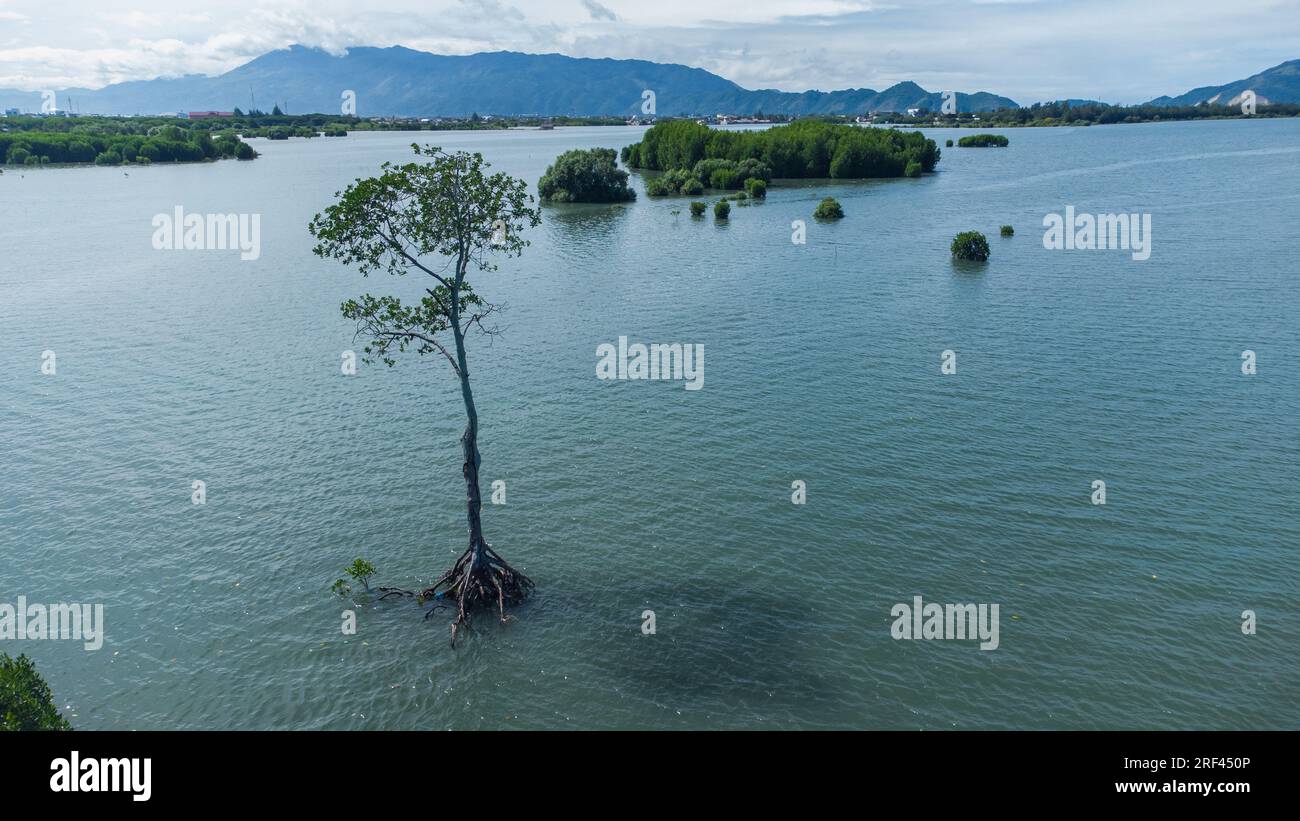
[0,0,1296,103]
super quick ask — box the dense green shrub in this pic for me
[709,168,739,190]
[646,168,704,196]
[1000,224,1014,236]
[951,231,991,261]
[689,201,707,217]
[1,653,72,731]
[744,177,767,198]
[813,197,844,219]
[957,133,1009,147]
[94,149,121,165]
[0,129,252,165]
[623,120,939,183]
[946,139,954,147]
[904,160,922,178]
[714,199,730,220]
[538,147,636,203]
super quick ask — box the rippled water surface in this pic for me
[2,120,1297,729]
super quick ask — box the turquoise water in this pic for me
[1,120,1297,729]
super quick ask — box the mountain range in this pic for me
[1,47,1297,118]
[1147,58,1300,107]
[0,46,1015,117]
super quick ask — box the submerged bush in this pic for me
[745,178,767,198]
[1000,224,1014,236]
[946,139,954,147]
[951,231,991,261]
[714,199,730,220]
[538,147,636,203]
[813,197,844,220]
[904,160,922,178]
[957,133,1009,147]
[689,201,707,217]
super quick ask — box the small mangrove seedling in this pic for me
[714,199,731,220]
[345,558,376,590]
[951,231,991,261]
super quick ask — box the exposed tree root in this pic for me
[421,541,533,646]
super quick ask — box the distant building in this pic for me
[188,111,235,120]
[906,108,921,117]
[3,107,19,116]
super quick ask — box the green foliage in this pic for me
[689,201,707,217]
[951,231,991,261]
[904,160,922,178]
[957,133,1010,147]
[537,147,635,203]
[0,125,253,165]
[623,120,939,183]
[1000,224,1014,236]
[714,199,730,220]
[744,177,767,198]
[345,558,376,589]
[709,168,739,190]
[645,168,705,197]
[0,653,72,731]
[309,144,541,370]
[813,197,844,220]
[946,139,954,147]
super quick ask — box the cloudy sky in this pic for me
[2,0,1298,103]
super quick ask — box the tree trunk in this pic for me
[420,284,533,645]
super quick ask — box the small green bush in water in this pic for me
[744,178,767,198]
[333,557,377,596]
[951,231,991,261]
[813,197,844,219]
[946,139,954,147]
[689,201,707,217]
[714,200,731,220]
[957,134,1009,147]
[905,161,922,178]
[1,653,72,730]
[1000,225,1014,236]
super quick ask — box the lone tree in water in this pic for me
[309,144,541,644]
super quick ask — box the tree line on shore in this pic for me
[1,124,256,166]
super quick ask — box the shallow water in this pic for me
[1,119,1297,729]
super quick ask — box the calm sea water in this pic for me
[1,120,1297,729]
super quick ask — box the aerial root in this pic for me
[421,542,534,646]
